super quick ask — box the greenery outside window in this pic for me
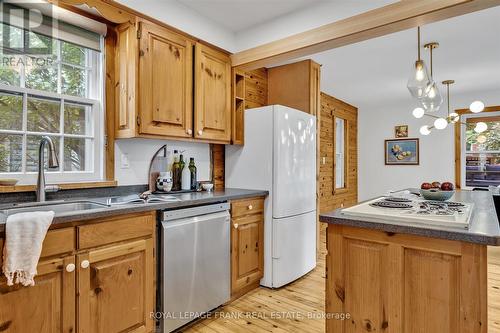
[461,111,500,189]
[0,20,104,185]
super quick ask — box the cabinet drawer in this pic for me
[78,212,155,249]
[231,197,264,218]
[0,227,74,268]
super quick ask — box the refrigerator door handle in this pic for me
[272,220,280,259]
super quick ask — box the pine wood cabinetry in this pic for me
[326,225,487,333]
[268,59,321,116]
[138,21,193,138]
[230,197,265,299]
[0,256,76,333]
[194,43,232,142]
[0,211,156,333]
[115,20,231,143]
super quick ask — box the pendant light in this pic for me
[420,42,443,112]
[407,27,432,99]
[470,100,485,113]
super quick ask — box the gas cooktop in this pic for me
[341,197,473,229]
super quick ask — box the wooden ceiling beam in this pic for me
[231,0,500,71]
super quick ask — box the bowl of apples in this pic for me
[420,181,455,201]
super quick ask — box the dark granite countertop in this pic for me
[0,188,268,232]
[319,190,500,246]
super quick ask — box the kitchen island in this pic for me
[319,190,500,333]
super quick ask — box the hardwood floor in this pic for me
[182,223,500,333]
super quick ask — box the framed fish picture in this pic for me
[385,138,419,165]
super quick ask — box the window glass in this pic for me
[465,116,500,188]
[335,117,346,189]
[0,91,23,130]
[27,97,61,133]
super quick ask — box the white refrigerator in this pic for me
[226,105,317,288]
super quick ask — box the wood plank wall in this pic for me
[212,68,268,189]
[319,92,358,212]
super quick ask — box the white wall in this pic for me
[115,0,235,52]
[358,89,500,201]
[235,0,396,51]
[114,139,210,186]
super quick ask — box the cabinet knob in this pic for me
[66,263,75,273]
[198,130,203,136]
[234,223,239,229]
[186,129,192,135]
[80,260,90,269]
[248,205,253,210]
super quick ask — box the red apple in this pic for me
[431,182,441,189]
[421,182,432,190]
[441,182,455,191]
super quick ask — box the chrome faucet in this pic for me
[36,136,60,202]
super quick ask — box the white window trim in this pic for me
[460,111,500,190]
[0,38,104,185]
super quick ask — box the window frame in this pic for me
[333,115,349,193]
[0,32,105,185]
[455,106,500,189]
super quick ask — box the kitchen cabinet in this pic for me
[268,59,321,116]
[0,211,155,333]
[0,256,76,333]
[326,225,486,333]
[115,19,231,143]
[194,43,232,143]
[77,238,154,333]
[230,197,265,299]
[138,21,193,139]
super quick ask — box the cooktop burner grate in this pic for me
[384,197,412,203]
[370,201,413,209]
[424,200,465,207]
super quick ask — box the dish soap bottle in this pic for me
[172,150,181,191]
[189,158,197,190]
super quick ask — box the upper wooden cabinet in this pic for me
[194,43,232,143]
[268,59,321,116]
[138,21,193,138]
[115,20,232,143]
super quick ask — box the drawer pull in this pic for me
[234,223,239,229]
[186,129,192,135]
[80,260,90,269]
[198,130,203,136]
[66,263,75,273]
[248,205,253,210]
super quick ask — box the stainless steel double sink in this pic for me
[0,200,110,219]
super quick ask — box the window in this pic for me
[0,6,104,184]
[335,117,346,189]
[461,111,500,189]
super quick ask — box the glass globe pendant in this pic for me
[421,81,443,112]
[434,117,448,130]
[407,27,432,99]
[470,101,485,113]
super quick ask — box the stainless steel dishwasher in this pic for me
[159,203,230,333]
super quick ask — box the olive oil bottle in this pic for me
[189,158,197,190]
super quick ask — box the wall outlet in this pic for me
[120,153,130,169]
[322,156,326,165]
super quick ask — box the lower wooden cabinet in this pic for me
[230,197,264,298]
[0,256,76,333]
[0,211,156,333]
[77,238,154,333]
[326,225,487,333]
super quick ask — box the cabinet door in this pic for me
[138,21,193,138]
[194,43,231,142]
[77,238,154,333]
[231,213,264,296]
[0,256,76,333]
[115,21,138,138]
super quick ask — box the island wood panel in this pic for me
[182,227,500,333]
[326,225,487,333]
[212,68,268,190]
[319,93,358,213]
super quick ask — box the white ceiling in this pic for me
[177,0,325,32]
[310,6,500,110]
